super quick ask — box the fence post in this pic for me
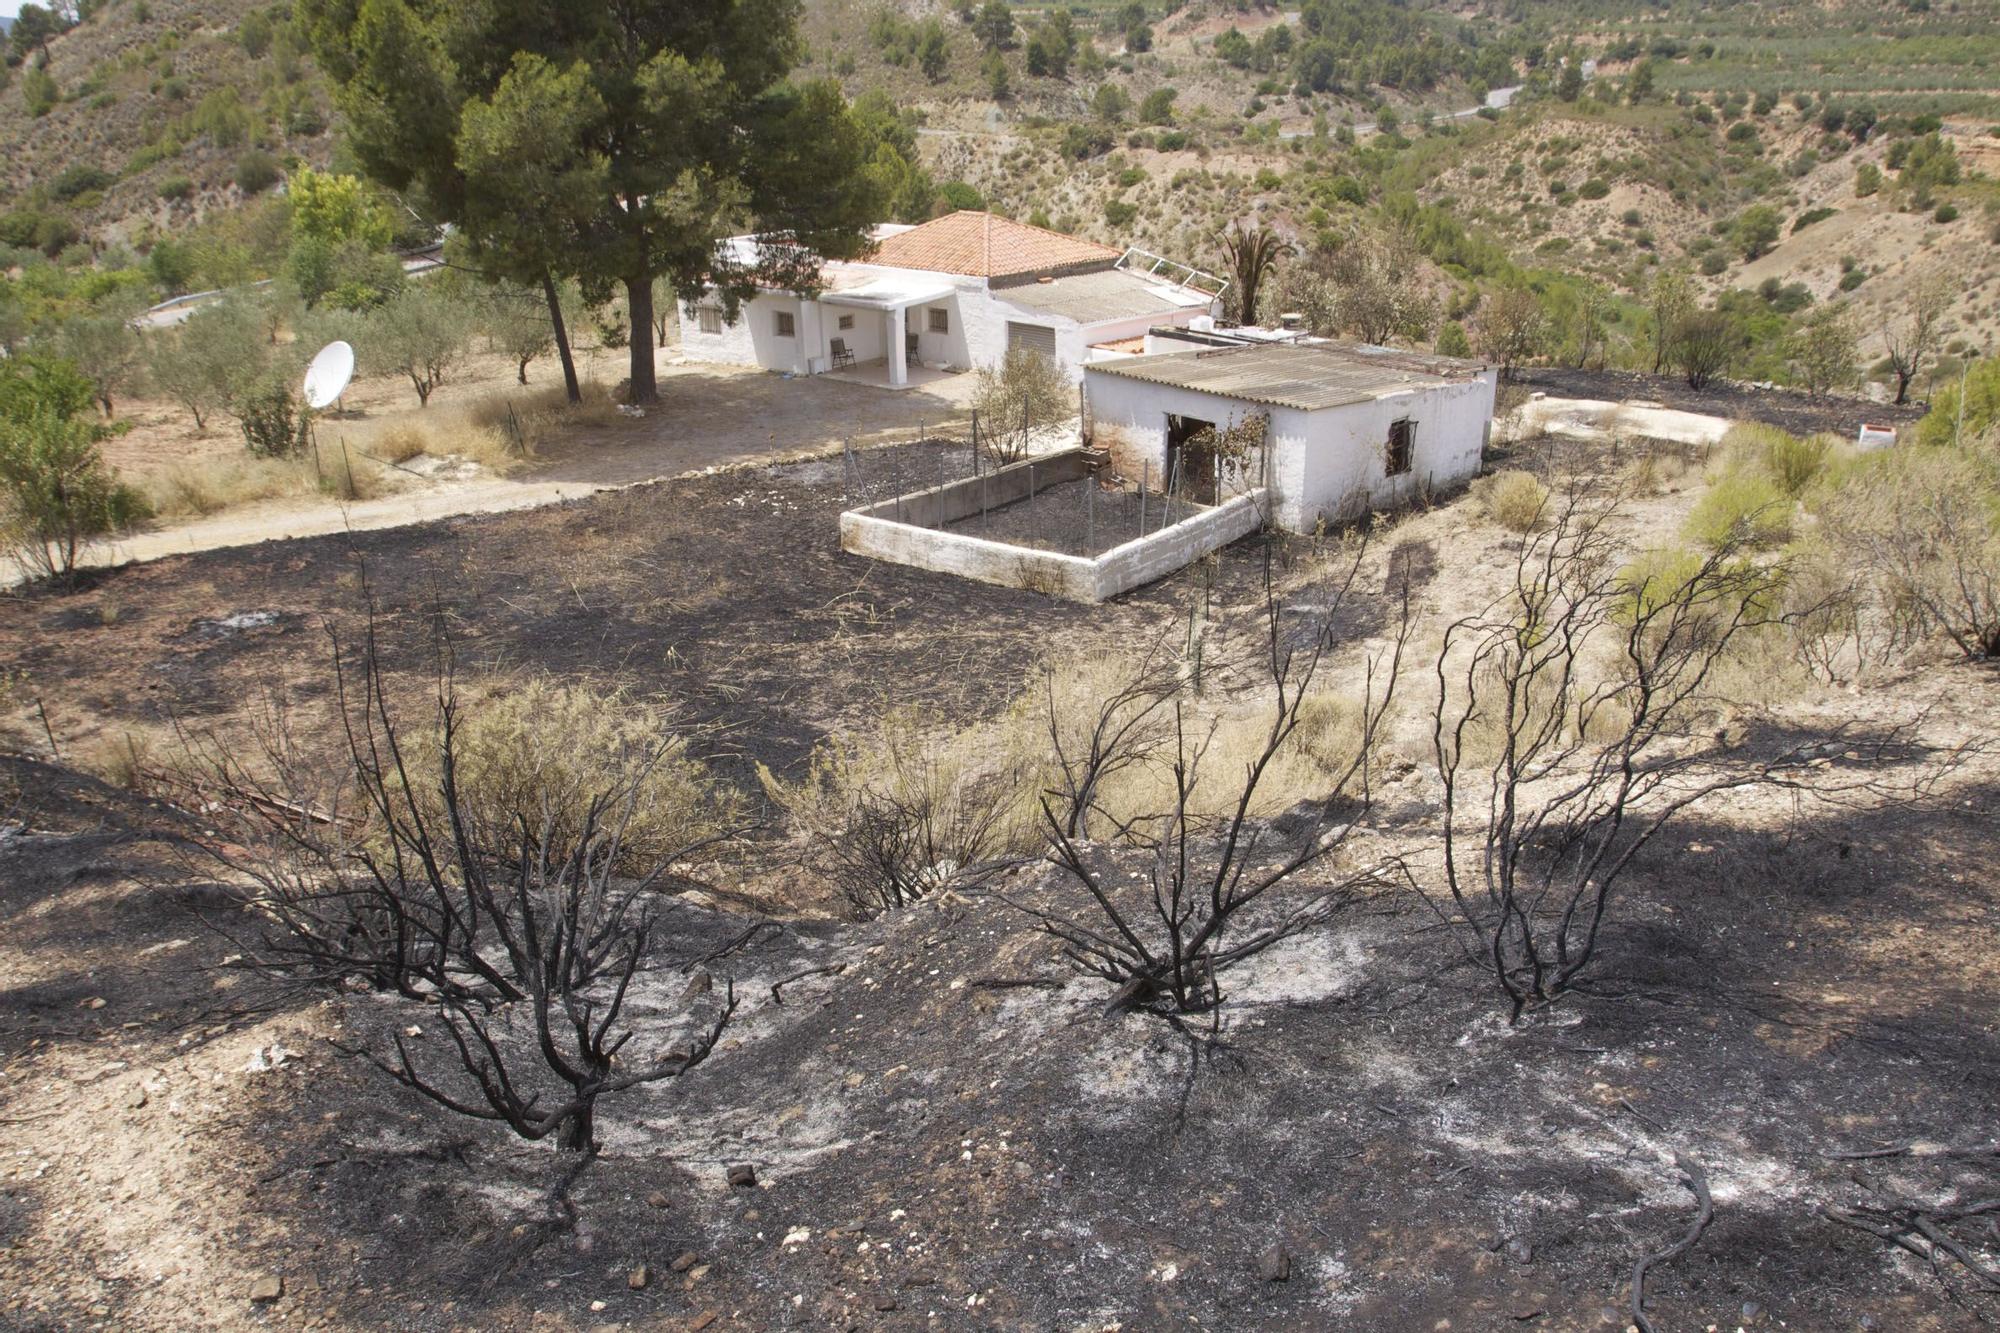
[1140,460,1149,535]
[1087,473,1095,552]
[971,409,980,475]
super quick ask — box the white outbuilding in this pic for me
[1083,341,1498,533]
[676,211,1221,388]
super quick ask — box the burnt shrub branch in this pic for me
[174,618,739,1154]
[1008,539,1410,1013]
[1425,493,1960,1019]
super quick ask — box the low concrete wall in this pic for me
[1093,490,1267,594]
[847,450,1094,529]
[839,474,1269,603]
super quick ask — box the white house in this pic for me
[1083,341,1498,533]
[677,211,1221,387]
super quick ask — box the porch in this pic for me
[816,275,958,389]
[820,359,964,393]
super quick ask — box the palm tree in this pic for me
[1216,222,1295,327]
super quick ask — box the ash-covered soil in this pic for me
[2,725,1996,1331]
[1512,367,1929,440]
[3,416,1998,1331]
[943,477,1178,558]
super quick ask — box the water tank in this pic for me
[1190,315,1215,333]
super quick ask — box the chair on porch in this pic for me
[905,331,920,361]
[829,338,856,370]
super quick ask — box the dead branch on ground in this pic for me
[1630,1151,1715,1333]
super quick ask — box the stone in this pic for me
[1741,1301,1765,1325]
[646,1191,670,1209]
[690,1313,718,1331]
[249,1276,284,1304]
[125,1086,148,1110]
[1597,1307,1624,1327]
[681,971,713,1003]
[628,1265,649,1290]
[1858,1318,1882,1332]
[671,1252,700,1273]
[1506,1237,1533,1265]
[873,1296,898,1312]
[1258,1242,1291,1282]
[726,1164,757,1188]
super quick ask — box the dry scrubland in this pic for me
[1,399,1998,1328]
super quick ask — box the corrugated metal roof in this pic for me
[1084,342,1488,412]
[998,268,1211,324]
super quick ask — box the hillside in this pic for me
[4,0,1999,388]
[0,0,332,257]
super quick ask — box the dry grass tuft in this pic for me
[1469,469,1550,533]
[405,676,741,873]
[83,725,176,792]
[141,456,318,519]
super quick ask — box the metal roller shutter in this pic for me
[1006,321,1058,361]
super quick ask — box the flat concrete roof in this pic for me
[1085,342,1489,412]
[998,268,1210,325]
[819,274,958,310]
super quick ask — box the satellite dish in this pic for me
[302,341,356,411]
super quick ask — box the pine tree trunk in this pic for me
[626,276,658,405]
[542,272,580,405]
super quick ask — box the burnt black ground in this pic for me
[5,750,1996,1332]
[1512,367,1929,440]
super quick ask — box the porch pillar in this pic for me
[889,306,908,387]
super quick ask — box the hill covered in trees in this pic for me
[4,0,1999,396]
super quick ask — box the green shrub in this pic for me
[1469,469,1549,533]
[0,406,147,586]
[1684,470,1792,550]
[1720,422,1831,496]
[939,181,984,210]
[157,176,195,202]
[51,165,115,201]
[1792,207,1835,233]
[1103,199,1137,228]
[1579,177,1610,200]
[21,66,58,117]
[237,380,309,458]
[1934,203,1960,224]
[1838,268,1865,291]
[234,150,280,195]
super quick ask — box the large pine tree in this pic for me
[299,0,885,403]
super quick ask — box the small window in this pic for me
[838,313,855,331]
[1386,418,1415,476]
[775,310,796,337]
[697,307,722,335]
[927,307,949,334]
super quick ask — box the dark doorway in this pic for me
[1166,413,1219,504]
[1386,417,1415,476]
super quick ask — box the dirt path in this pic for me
[57,359,981,582]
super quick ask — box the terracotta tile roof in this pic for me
[866,211,1122,279]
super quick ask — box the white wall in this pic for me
[1084,367,1497,533]
[678,291,814,375]
[680,268,1217,384]
[1286,376,1495,529]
